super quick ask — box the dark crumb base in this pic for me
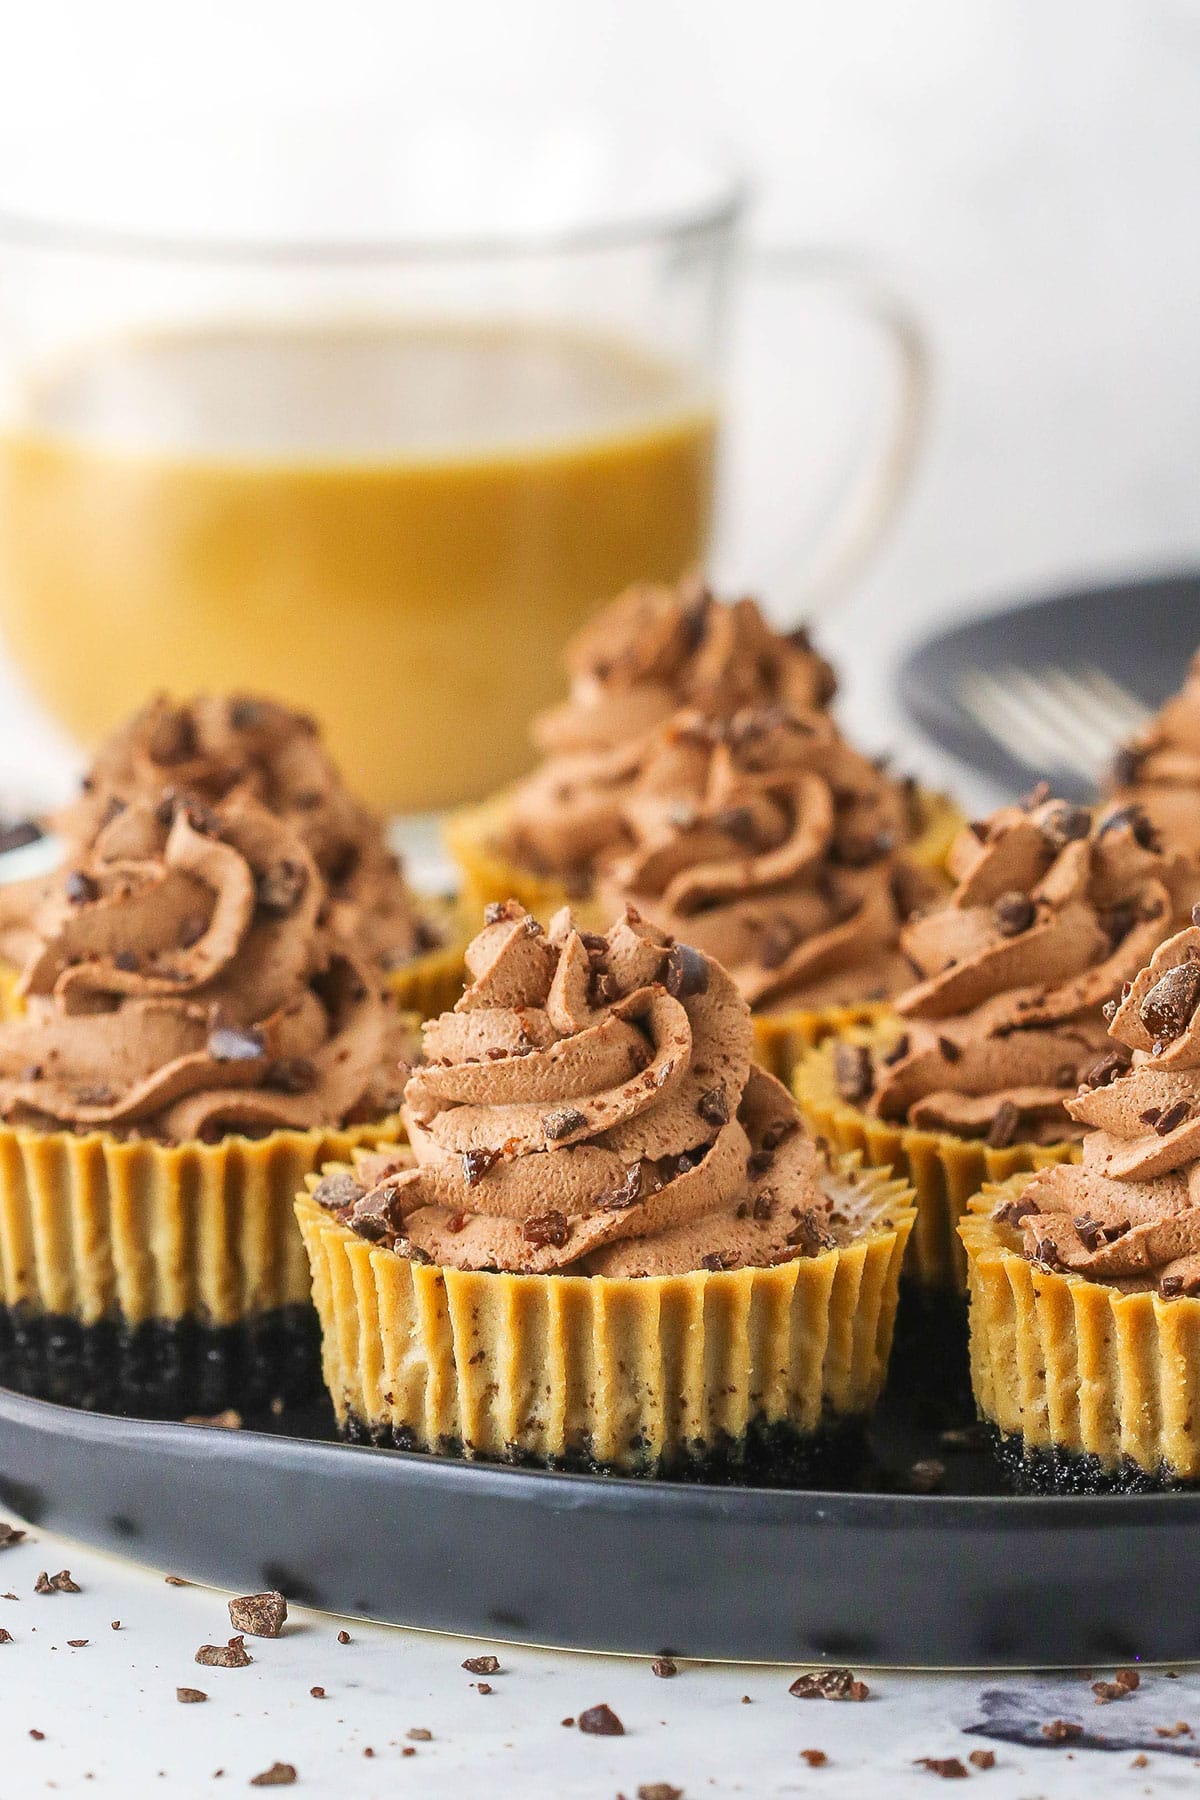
[988,1426,1187,1494]
[0,1304,321,1418]
[343,1408,869,1486]
[885,1281,972,1428]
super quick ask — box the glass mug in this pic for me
[0,111,925,813]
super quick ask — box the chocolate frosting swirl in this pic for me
[0,792,411,1142]
[319,902,856,1276]
[866,796,1196,1144]
[500,581,837,882]
[1108,652,1200,860]
[1002,920,1200,1293]
[593,707,937,1010]
[14,692,438,971]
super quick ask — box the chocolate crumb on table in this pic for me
[336,1629,351,1644]
[1155,1720,1192,1737]
[29,1728,44,1741]
[406,1727,432,1741]
[462,1653,500,1674]
[0,1523,26,1550]
[788,1667,870,1701]
[1131,1753,1149,1767]
[228,1591,288,1638]
[577,1702,625,1735]
[33,1569,80,1594]
[309,1686,325,1699]
[0,1627,12,1644]
[1092,1667,1140,1703]
[800,1749,828,1767]
[249,1764,297,1788]
[1041,1719,1083,1742]
[66,1638,88,1647]
[650,1657,678,1678]
[968,1749,996,1769]
[474,1681,494,1694]
[914,1757,968,1778]
[164,1575,190,1587]
[176,1687,208,1704]
[195,1635,253,1668]
[636,1786,683,1800]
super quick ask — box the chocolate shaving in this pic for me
[696,1087,729,1127]
[1155,1099,1191,1135]
[1084,1047,1131,1089]
[786,1210,837,1256]
[993,1193,1037,1227]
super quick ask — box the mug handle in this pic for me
[734,248,931,617]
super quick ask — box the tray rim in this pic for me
[6,1381,1200,1529]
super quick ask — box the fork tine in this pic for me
[957,671,1096,780]
[1028,668,1131,765]
[1080,666,1153,734]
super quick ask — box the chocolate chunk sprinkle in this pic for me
[462,1147,501,1186]
[64,870,98,906]
[195,1635,252,1668]
[786,1210,837,1256]
[696,1086,729,1127]
[1155,1099,1191,1135]
[1140,962,1200,1044]
[228,1591,287,1639]
[664,942,709,999]
[1084,1046,1131,1089]
[789,1668,869,1701]
[834,1042,873,1104]
[313,1172,365,1213]
[543,1106,587,1142]
[1041,803,1092,848]
[249,1764,297,1788]
[207,1025,265,1063]
[1097,803,1159,849]
[523,1210,570,1249]
[578,1703,625,1735]
[462,1654,500,1674]
[176,1687,208,1704]
[986,1101,1021,1149]
[255,860,308,916]
[914,1757,968,1778]
[993,1193,1037,1227]
[993,891,1035,936]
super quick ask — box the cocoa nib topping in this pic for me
[789,1668,870,1702]
[1139,962,1200,1043]
[313,1172,365,1213]
[543,1106,587,1142]
[1073,1214,1129,1251]
[1153,1100,1191,1135]
[664,942,709,999]
[577,1703,624,1735]
[993,891,1035,936]
[1084,1046,1132,1089]
[994,1192,1038,1228]
[834,1042,873,1104]
[228,1591,287,1638]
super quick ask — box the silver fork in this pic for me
[956,663,1152,785]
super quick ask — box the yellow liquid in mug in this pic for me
[0,323,718,811]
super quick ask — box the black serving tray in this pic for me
[3,1380,1200,1669]
[899,566,1200,800]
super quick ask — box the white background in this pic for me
[0,0,1198,805]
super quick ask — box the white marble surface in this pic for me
[1,1524,1199,1798]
